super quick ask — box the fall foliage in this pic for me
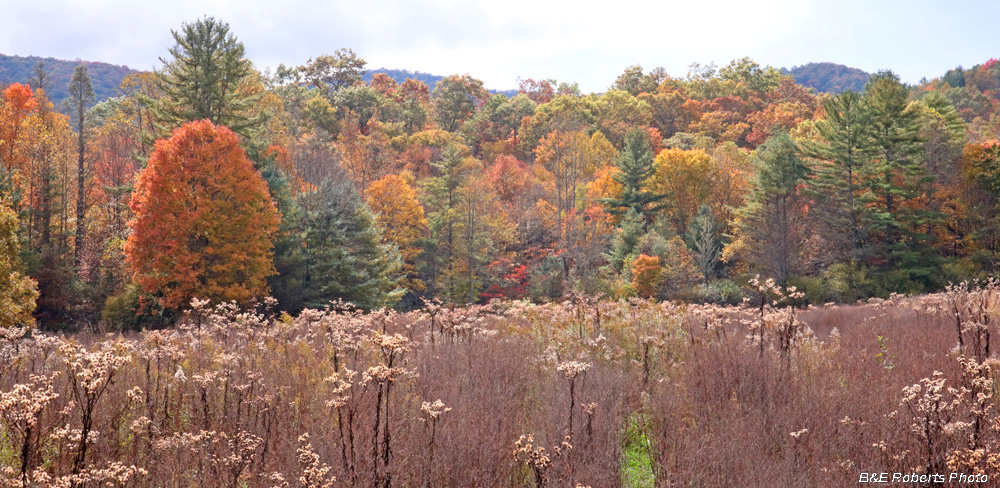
[4,19,1000,329]
[125,119,278,310]
[366,173,428,292]
[0,197,38,330]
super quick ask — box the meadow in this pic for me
[2,281,999,487]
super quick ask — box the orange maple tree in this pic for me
[631,253,663,299]
[0,83,38,177]
[125,120,279,309]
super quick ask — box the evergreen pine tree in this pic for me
[732,133,809,285]
[299,178,404,311]
[145,17,265,141]
[605,207,645,274]
[686,204,720,284]
[802,90,871,260]
[67,64,94,268]
[421,147,469,295]
[861,71,942,287]
[601,129,665,219]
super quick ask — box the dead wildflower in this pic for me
[296,433,336,488]
[514,434,553,488]
[421,399,451,419]
[266,471,289,488]
[130,416,153,435]
[173,364,187,383]
[557,361,591,379]
[0,372,60,484]
[900,371,963,474]
[557,361,590,435]
[421,399,451,486]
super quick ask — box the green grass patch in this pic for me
[620,413,656,488]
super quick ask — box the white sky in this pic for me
[1,0,997,93]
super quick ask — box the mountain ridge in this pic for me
[781,62,871,93]
[0,53,138,108]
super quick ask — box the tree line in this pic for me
[2,16,1000,330]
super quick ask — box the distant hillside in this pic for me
[364,68,518,97]
[783,62,870,93]
[364,68,444,90]
[0,54,138,108]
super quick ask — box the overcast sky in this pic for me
[1,0,996,93]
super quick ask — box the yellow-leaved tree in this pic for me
[0,197,38,330]
[366,173,428,293]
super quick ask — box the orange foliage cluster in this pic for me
[126,120,279,309]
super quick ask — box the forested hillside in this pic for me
[2,18,1000,331]
[0,53,136,107]
[364,67,518,96]
[784,61,870,93]
[363,68,443,90]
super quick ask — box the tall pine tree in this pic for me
[803,90,871,261]
[145,17,265,141]
[67,64,94,269]
[601,129,665,219]
[731,133,809,285]
[861,71,941,287]
[298,177,404,311]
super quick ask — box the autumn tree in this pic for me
[67,64,94,268]
[432,75,488,132]
[116,72,161,160]
[147,17,265,140]
[962,140,1000,252]
[631,254,662,298]
[649,147,717,234]
[518,78,555,104]
[366,174,428,293]
[518,94,598,159]
[85,102,142,300]
[336,115,394,195]
[594,89,653,147]
[534,130,588,244]
[452,171,511,303]
[0,84,37,184]
[660,236,703,296]
[418,143,514,304]
[398,78,432,134]
[0,197,38,329]
[125,120,279,310]
[718,57,782,95]
[15,85,77,257]
[612,65,668,96]
[299,49,367,95]
[462,93,536,159]
[487,155,549,253]
[708,142,754,231]
[2,83,81,327]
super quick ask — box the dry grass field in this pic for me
[3,282,1000,487]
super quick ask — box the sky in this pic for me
[1,0,997,93]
